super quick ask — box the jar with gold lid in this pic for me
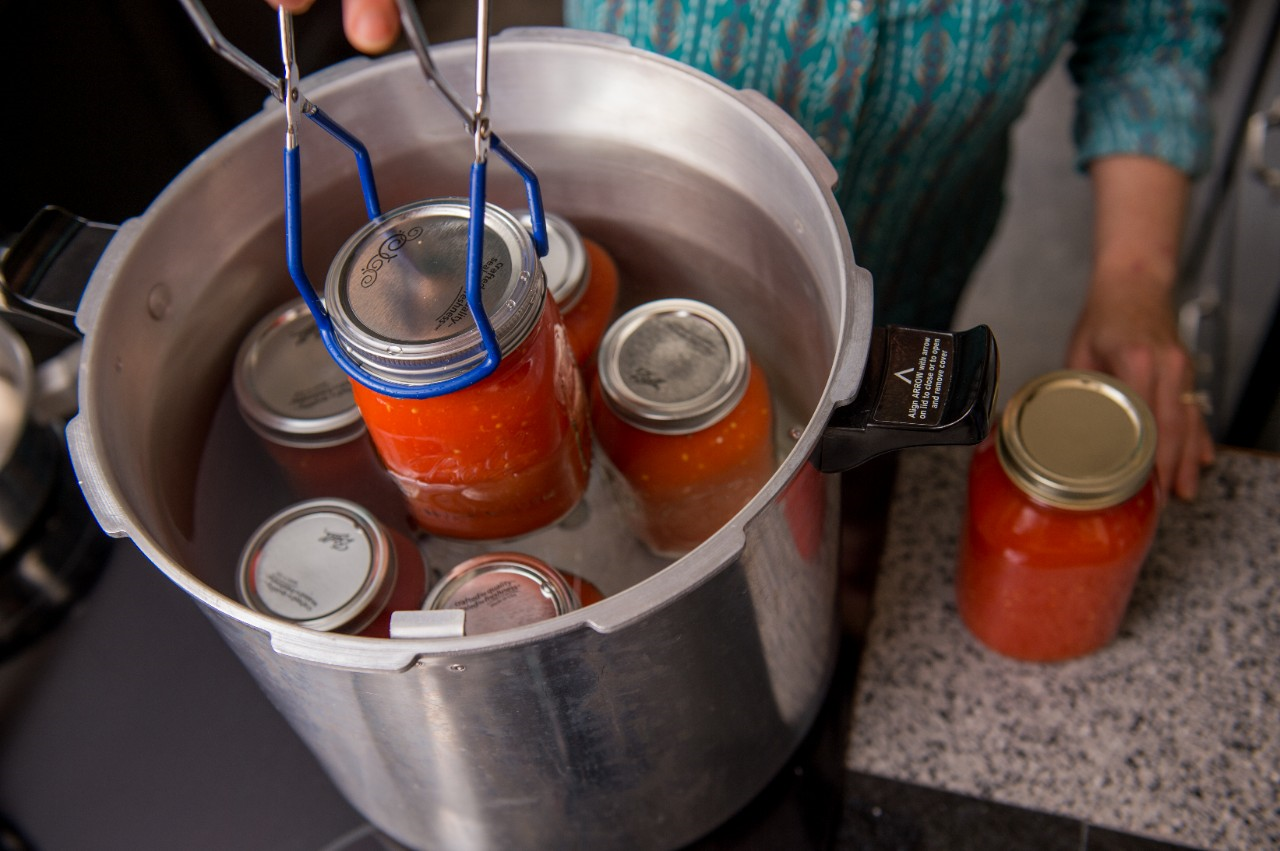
[956,370,1161,662]
[233,298,408,528]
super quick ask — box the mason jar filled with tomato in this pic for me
[956,370,1161,662]
[423,551,604,635]
[233,298,408,528]
[324,200,591,540]
[516,210,619,371]
[591,299,775,557]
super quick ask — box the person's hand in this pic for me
[266,0,401,55]
[1066,275,1214,502]
[1069,155,1215,502]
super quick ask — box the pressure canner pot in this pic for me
[4,26,997,850]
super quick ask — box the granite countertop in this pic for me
[846,446,1280,851]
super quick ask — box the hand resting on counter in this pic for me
[1067,155,1215,502]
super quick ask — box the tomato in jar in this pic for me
[956,371,1161,662]
[234,298,409,529]
[517,210,620,370]
[591,299,776,557]
[325,200,592,540]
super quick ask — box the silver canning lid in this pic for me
[324,199,544,386]
[515,209,588,312]
[234,299,364,448]
[237,499,396,633]
[423,551,579,635]
[996,370,1158,511]
[596,298,750,434]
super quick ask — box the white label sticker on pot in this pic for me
[874,328,954,427]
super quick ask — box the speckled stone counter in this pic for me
[846,446,1280,851]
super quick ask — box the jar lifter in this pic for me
[179,0,548,398]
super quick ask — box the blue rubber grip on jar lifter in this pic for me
[285,142,555,399]
[491,133,550,258]
[284,146,502,399]
[307,107,382,221]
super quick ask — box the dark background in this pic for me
[2,0,356,237]
[0,0,564,238]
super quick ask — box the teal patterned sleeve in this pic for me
[1068,0,1228,177]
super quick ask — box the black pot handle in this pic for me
[816,324,999,473]
[0,206,117,340]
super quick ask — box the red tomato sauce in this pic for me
[591,360,775,556]
[561,237,619,370]
[956,437,1159,662]
[263,434,411,533]
[358,525,429,638]
[352,299,591,540]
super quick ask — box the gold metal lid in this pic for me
[996,370,1157,510]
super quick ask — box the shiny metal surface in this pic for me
[597,299,750,434]
[425,551,580,634]
[0,319,33,466]
[325,200,543,380]
[521,210,588,311]
[237,499,394,634]
[65,30,872,850]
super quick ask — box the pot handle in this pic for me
[0,206,116,340]
[815,324,999,473]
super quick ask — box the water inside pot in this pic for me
[183,164,819,607]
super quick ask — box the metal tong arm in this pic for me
[177,0,381,220]
[394,0,549,257]
[279,6,506,399]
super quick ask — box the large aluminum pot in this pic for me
[54,29,992,850]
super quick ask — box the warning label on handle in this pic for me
[874,328,955,427]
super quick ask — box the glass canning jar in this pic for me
[233,298,407,527]
[517,210,619,370]
[237,498,427,638]
[956,370,1161,662]
[590,299,775,558]
[324,200,591,540]
[423,551,603,635]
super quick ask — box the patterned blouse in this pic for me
[563,0,1227,327]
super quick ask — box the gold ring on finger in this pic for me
[1179,390,1212,415]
